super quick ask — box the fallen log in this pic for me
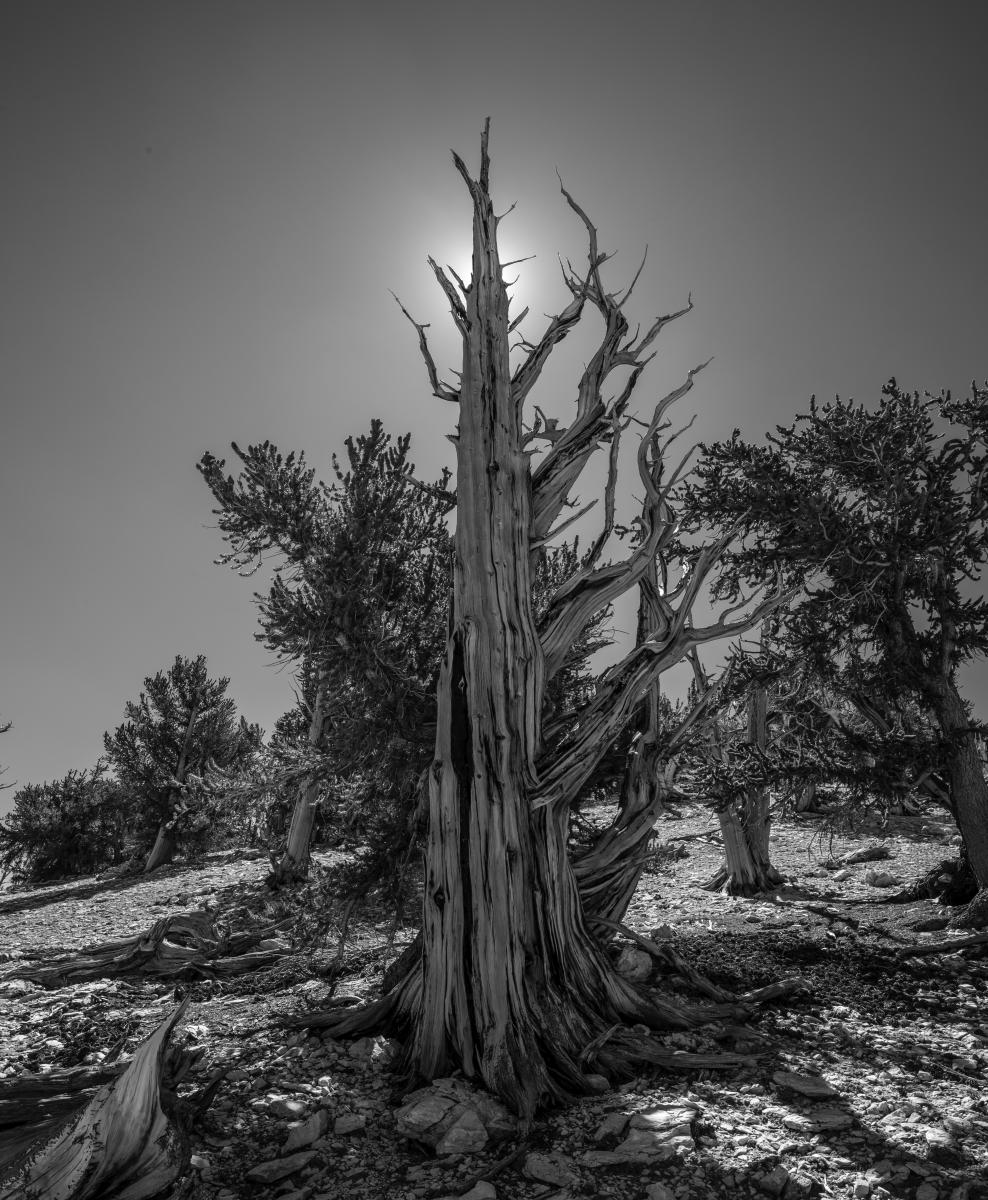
[0,1001,192,1199]
[0,910,293,987]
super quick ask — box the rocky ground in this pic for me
[1,804,986,1200]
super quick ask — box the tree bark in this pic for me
[401,127,724,1119]
[268,682,325,888]
[0,1003,191,1199]
[143,823,179,874]
[704,682,783,896]
[932,681,988,890]
[297,123,791,1118]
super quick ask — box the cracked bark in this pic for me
[298,123,788,1117]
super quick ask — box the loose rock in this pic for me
[772,1070,838,1099]
[522,1151,581,1186]
[244,1150,317,1184]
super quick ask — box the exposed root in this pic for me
[0,910,293,987]
[884,853,978,907]
[588,1027,755,1076]
[0,1002,192,1199]
[266,849,310,891]
[897,925,988,958]
[701,863,785,897]
[947,888,988,931]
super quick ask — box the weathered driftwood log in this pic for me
[0,1002,192,1199]
[0,910,292,987]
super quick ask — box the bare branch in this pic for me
[582,413,627,571]
[390,292,459,403]
[427,257,468,335]
[625,294,694,361]
[508,305,530,334]
[510,294,586,408]
[530,498,599,550]
[446,264,470,295]
[617,247,648,308]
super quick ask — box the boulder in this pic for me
[333,1113,366,1136]
[864,870,900,888]
[615,946,653,982]
[581,1103,698,1168]
[756,1164,791,1197]
[435,1108,488,1156]
[394,1078,518,1153]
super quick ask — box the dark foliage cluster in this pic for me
[682,380,988,706]
[103,654,262,853]
[0,764,132,886]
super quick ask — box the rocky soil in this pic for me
[1,805,986,1200]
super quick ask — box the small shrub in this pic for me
[0,765,133,886]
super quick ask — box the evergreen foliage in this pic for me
[682,380,988,883]
[102,654,261,856]
[200,424,613,898]
[0,764,131,886]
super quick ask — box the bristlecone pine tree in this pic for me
[298,123,788,1117]
[199,422,455,887]
[103,654,260,873]
[683,379,988,922]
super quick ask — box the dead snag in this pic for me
[299,122,789,1119]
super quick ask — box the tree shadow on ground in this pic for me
[0,850,268,919]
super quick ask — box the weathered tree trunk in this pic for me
[143,824,179,874]
[144,701,200,873]
[704,683,783,895]
[932,681,988,892]
[407,134,605,1116]
[268,682,325,888]
[0,1003,192,1199]
[296,123,790,1118]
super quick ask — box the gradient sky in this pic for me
[2,1,986,811]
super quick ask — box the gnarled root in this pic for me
[701,861,785,897]
[884,853,978,908]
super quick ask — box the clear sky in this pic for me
[2,1,986,811]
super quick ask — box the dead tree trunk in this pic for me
[300,123,788,1117]
[704,676,783,896]
[144,701,200,873]
[268,680,325,888]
